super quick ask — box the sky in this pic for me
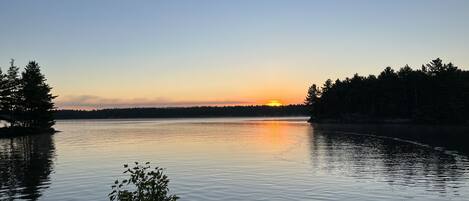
[1,0,469,109]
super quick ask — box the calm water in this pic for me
[1,118,469,201]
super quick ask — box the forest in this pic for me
[54,105,308,119]
[0,59,56,134]
[305,58,469,124]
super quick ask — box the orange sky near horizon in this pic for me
[2,1,469,110]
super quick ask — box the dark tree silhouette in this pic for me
[304,84,320,120]
[0,59,57,134]
[19,61,56,129]
[306,58,469,124]
[0,66,8,116]
[2,59,22,127]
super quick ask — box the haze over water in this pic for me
[1,118,469,201]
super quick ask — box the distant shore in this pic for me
[54,105,309,120]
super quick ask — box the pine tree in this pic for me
[0,67,8,115]
[20,61,56,129]
[305,84,321,119]
[0,59,22,127]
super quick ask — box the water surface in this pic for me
[1,118,469,200]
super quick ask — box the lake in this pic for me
[1,117,469,201]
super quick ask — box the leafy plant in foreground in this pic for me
[109,162,179,201]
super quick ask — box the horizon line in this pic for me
[55,103,306,111]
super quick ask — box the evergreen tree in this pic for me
[305,84,321,119]
[20,61,56,129]
[0,67,8,113]
[322,79,333,94]
[5,59,21,126]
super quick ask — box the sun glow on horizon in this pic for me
[266,100,283,107]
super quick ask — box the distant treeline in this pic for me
[54,105,309,119]
[305,58,469,124]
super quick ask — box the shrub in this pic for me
[109,162,179,201]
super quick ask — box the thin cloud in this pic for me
[56,95,252,110]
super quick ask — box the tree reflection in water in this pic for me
[309,124,469,195]
[0,134,56,200]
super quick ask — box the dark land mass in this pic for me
[304,59,469,154]
[305,58,469,124]
[0,60,56,138]
[54,104,309,119]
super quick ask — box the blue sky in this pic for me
[1,0,468,109]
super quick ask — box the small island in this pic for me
[0,59,56,137]
[305,58,469,124]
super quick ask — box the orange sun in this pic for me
[266,100,283,107]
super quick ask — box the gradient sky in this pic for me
[1,0,469,109]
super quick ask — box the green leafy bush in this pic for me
[109,162,179,201]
